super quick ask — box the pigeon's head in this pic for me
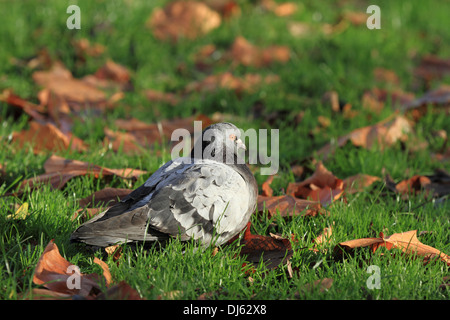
[191,122,246,163]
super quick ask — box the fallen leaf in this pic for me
[335,230,450,266]
[148,1,221,42]
[317,115,413,160]
[228,36,290,67]
[12,121,87,154]
[257,195,323,217]
[402,85,450,119]
[95,281,144,300]
[261,0,298,17]
[286,161,344,206]
[236,223,293,270]
[112,115,213,151]
[32,61,107,109]
[313,226,333,246]
[73,38,105,59]
[343,174,380,194]
[185,72,279,94]
[204,0,241,19]
[145,89,179,106]
[385,169,450,199]
[103,127,146,155]
[32,240,110,298]
[0,89,46,122]
[14,155,147,195]
[261,175,275,197]
[6,202,29,220]
[414,55,450,87]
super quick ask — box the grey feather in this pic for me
[70,122,258,248]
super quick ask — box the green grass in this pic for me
[0,0,449,300]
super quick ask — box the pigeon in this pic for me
[70,122,258,248]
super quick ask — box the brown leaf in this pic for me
[335,230,450,266]
[32,62,107,109]
[148,1,221,42]
[261,175,275,197]
[317,115,412,160]
[145,89,179,106]
[73,38,105,58]
[95,281,144,300]
[103,128,146,155]
[33,240,110,298]
[385,169,450,199]
[12,121,87,154]
[228,36,290,67]
[94,59,130,85]
[257,195,323,217]
[402,85,450,119]
[313,226,333,246]
[286,161,344,206]
[261,0,298,17]
[16,155,147,194]
[237,223,293,270]
[185,72,279,94]
[343,174,380,194]
[414,55,450,86]
[0,89,47,121]
[112,115,213,151]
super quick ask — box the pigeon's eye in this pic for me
[229,134,236,141]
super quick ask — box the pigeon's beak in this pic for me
[235,138,246,151]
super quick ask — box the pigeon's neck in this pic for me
[190,140,244,165]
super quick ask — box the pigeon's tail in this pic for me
[70,206,169,247]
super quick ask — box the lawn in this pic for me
[0,0,449,301]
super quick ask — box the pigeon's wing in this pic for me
[71,159,254,247]
[70,157,192,247]
[146,159,254,246]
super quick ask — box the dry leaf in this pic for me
[286,161,344,206]
[185,72,279,94]
[95,281,144,300]
[343,174,380,194]
[317,115,413,160]
[257,195,323,217]
[235,223,293,270]
[335,230,450,266]
[261,0,298,17]
[15,155,147,195]
[228,36,290,67]
[32,62,107,109]
[33,240,110,298]
[414,55,450,86]
[261,175,275,197]
[6,202,29,220]
[148,1,221,42]
[0,89,47,122]
[145,89,179,106]
[385,169,450,199]
[12,121,87,154]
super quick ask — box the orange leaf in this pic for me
[148,1,221,42]
[33,240,109,298]
[12,121,87,154]
[261,175,275,197]
[257,195,323,217]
